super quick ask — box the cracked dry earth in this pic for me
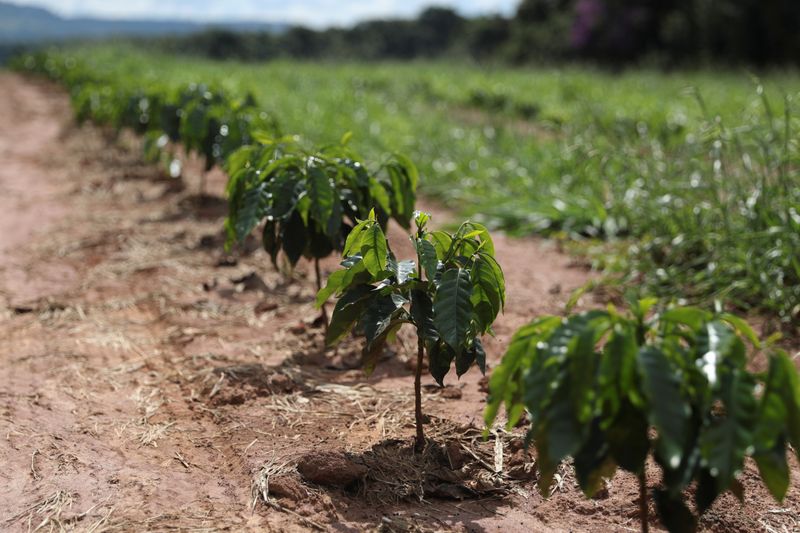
[1,72,799,533]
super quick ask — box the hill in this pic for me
[0,1,285,43]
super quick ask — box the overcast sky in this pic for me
[13,0,518,27]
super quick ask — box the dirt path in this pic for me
[0,73,797,533]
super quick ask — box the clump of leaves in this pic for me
[224,135,418,297]
[320,210,505,450]
[486,299,800,532]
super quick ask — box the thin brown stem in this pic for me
[199,169,207,197]
[638,465,649,533]
[414,335,425,452]
[314,258,329,334]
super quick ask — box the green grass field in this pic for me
[24,45,800,325]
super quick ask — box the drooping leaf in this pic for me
[605,400,650,474]
[326,285,373,345]
[428,339,455,386]
[433,268,473,353]
[262,220,280,266]
[638,346,689,471]
[536,384,583,495]
[410,289,437,342]
[754,437,790,502]
[698,369,757,494]
[281,210,307,266]
[573,419,616,497]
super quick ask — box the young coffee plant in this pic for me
[320,210,505,450]
[485,299,800,533]
[224,136,418,300]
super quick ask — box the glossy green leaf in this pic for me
[433,268,473,352]
[361,223,388,277]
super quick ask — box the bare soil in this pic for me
[1,72,798,533]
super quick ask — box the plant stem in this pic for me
[414,247,425,453]
[638,465,649,533]
[414,334,425,452]
[199,170,207,197]
[314,258,329,334]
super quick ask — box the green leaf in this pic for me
[231,181,265,242]
[599,324,638,414]
[433,268,473,353]
[605,400,650,474]
[363,321,404,375]
[343,219,369,257]
[415,238,439,280]
[316,269,347,307]
[719,313,760,347]
[427,231,452,260]
[281,210,307,266]
[360,223,388,277]
[262,220,280,267]
[326,285,373,345]
[696,321,745,386]
[428,340,455,386]
[638,346,689,471]
[754,437,790,502]
[661,306,711,330]
[362,294,406,346]
[472,337,486,374]
[536,385,582,494]
[470,255,505,327]
[698,369,757,494]
[368,177,392,216]
[410,289,437,342]
[388,256,416,284]
[307,165,339,238]
[459,222,495,256]
[455,345,476,377]
[266,173,300,220]
[573,420,616,497]
[484,316,561,429]
[773,351,800,457]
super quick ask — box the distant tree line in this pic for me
[150,0,800,67]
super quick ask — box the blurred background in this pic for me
[2,0,799,67]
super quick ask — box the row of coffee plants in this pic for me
[14,50,800,533]
[12,51,419,292]
[15,53,277,185]
[485,301,800,532]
